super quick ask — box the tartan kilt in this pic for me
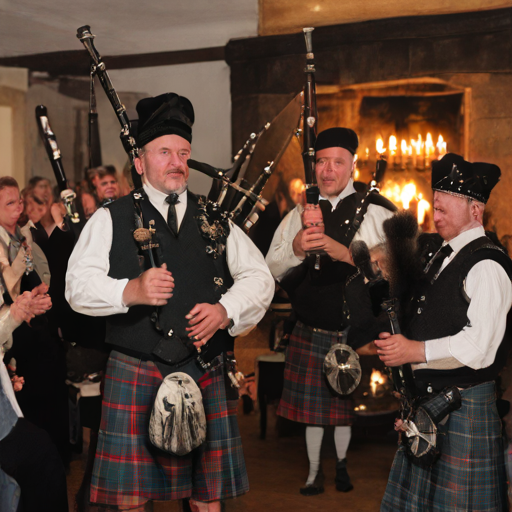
[90,351,248,507]
[381,381,508,512]
[277,321,354,426]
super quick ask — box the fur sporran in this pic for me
[149,372,207,456]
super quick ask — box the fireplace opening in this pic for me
[315,78,469,231]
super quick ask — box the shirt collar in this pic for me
[319,178,356,210]
[443,225,485,254]
[143,180,188,211]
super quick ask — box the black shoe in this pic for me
[335,459,354,492]
[300,470,325,496]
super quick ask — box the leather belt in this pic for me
[297,321,347,337]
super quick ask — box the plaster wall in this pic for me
[0,66,28,187]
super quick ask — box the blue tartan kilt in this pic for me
[381,381,508,512]
[90,351,249,507]
[277,321,354,426]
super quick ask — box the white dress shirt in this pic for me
[265,179,395,281]
[65,183,274,337]
[420,226,512,370]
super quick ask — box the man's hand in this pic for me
[374,332,426,366]
[122,263,175,307]
[296,229,353,264]
[185,303,229,348]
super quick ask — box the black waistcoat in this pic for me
[105,191,234,358]
[407,236,512,392]
[282,193,364,331]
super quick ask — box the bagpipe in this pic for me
[300,28,324,270]
[76,25,301,233]
[351,213,461,468]
[76,26,140,186]
[35,105,80,224]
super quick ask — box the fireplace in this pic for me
[226,7,512,239]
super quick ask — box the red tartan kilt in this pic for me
[90,351,248,507]
[277,322,355,426]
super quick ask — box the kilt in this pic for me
[90,351,248,507]
[277,321,354,426]
[381,381,508,512]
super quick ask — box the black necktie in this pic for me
[425,244,453,279]
[165,193,180,236]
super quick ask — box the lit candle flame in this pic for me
[437,135,447,158]
[418,198,430,225]
[389,135,397,155]
[376,138,385,154]
[401,139,407,153]
[401,182,417,210]
[370,369,385,396]
[426,133,434,156]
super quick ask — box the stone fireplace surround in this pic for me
[226,7,512,239]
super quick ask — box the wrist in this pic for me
[292,230,306,259]
[416,340,427,363]
[122,277,141,308]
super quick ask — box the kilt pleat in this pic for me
[192,365,249,501]
[277,321,354,426]
[381,381,508,512]
[90,351,248,506]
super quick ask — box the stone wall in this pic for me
[227,7,512,238]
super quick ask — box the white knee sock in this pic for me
[305,426,325,485]
[334,425,351,461]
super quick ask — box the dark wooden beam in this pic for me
[0,46,225,77]
[225,7,512,64]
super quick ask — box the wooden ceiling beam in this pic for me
[0,46,225,77]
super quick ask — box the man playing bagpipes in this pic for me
[377,153,512,511]
[266,127,396,495]
[66,93,274,512]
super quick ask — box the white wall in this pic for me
[0,65,28,187]
[0,106,13,177]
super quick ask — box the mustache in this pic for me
[166,167,186,175]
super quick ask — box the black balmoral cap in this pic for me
[432,153,501,204]
[136,93,194,148]
[315,127,359,155]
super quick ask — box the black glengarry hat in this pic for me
[432,153,500,204]
[136,93,194,148]
[315,127,359,155]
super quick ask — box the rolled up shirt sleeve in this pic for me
[65,208,129,316]
[265,207,304,281]
[220,223,275,337]
[425,260,512,369]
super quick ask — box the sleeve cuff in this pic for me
[218,296,239,336]
[116,278,131,312]
[425,337,454,362]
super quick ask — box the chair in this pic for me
[255,352,285,439]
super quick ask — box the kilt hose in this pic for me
[277,321,354,426]
[90,351,249,507]
[381,381,508,512]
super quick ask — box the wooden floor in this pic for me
[67,406,398,512]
